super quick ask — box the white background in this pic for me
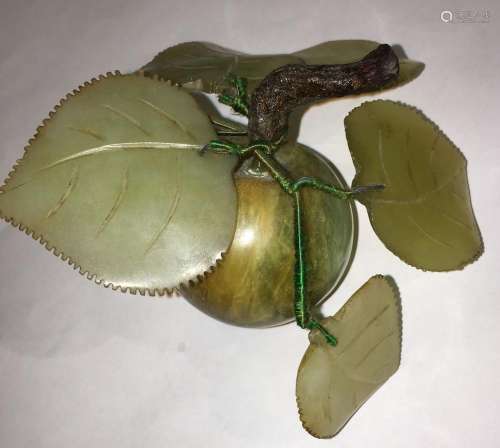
[0,1,498,447]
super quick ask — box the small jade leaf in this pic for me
[292,40,424,90]
[139,41,302,93]
[0,73,239,294]
[296,275,401,439]
[138,40,423,94]
[345,100,483,271]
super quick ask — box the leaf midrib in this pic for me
[1,142,202,193]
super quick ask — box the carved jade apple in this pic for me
[183,141,356,327]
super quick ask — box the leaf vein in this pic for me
[96,167,129,236]
[370,166,465,205]
[354,329,396,369]
[102,104,150,136]
[407,214,454,249]
[138,98,196,142]
[338,304,390,356]
[377,129,391,186]
[144,156,181,255]
[67,126,104,142]
[424,203,473,232]
[45,167,79,219]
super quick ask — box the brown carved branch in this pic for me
[247,44,399,142]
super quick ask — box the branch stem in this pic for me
[247,44,399,142]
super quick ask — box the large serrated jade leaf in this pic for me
[138,40,423,94]
[0,74,239,294]
[296,275,401,439]
[345,100,483,271]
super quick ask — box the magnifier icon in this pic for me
[441,10,453,23]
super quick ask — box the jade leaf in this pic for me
[0,73,239,295]
[138,40,423,94]
[296,275,402,439]
[345,100,483,271]
[139,41,302,93]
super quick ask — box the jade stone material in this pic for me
[140,41,302,94]
[0,74,239,294]
[345,100,483,271]
[296,275,402,438]
[183,142,356,327]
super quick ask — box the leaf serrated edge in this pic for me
[344,99,484,272]
[295,274,403,439]
[0,71,229,297]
